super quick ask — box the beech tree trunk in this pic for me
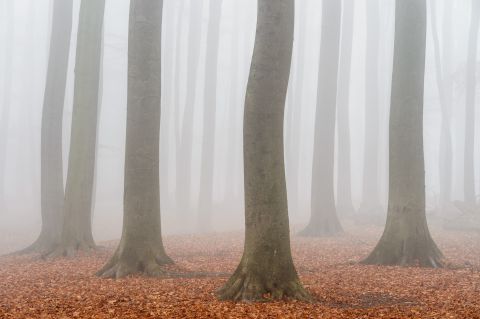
[98,0,172,278]
[363,0,443,267]
[429,0,453,212]
[197,0,223,232]
[218,0,309,302]
[0,0,13,211]
[46,0,105,257]
[464,0,480,206]
[21,0,73,253]
[300,0,343,237]
[336,0,355,216]
[176,0,204,217]
[359,0,382,216]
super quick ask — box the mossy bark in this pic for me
[217,0,309,302]
[97,0,172,279]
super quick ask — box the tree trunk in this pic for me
[97,0,172,278]
[217,0,309,302]
[299,0,343,237]
[336,0,355,217]
[175,0,204,217]
[362,0,443,268]
[286,0,308,214]
[0,0,13,211]
[429,0,453,213]
[359,0,382,216]
[45,0,105,258]
[21,0,73,254]
[197,0,223,232]
[464,0,480,206]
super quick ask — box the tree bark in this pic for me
[363,0,443,267]
[98,0,172,278]
[299,0,343,237]
[217,0,309,302]
[45,0,105,258]
[464,0,480,206]
[20,0,73,254]
[336,0,355,217]
[175,0,204,217]
[359,0,382,216]
[197,0,223,232]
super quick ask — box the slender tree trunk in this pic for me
[197,0,223,232]
[0,0,13,211]
[98,0,172,278]
[336,0,355,217]
[363,0,443,267]
[45,0,105,258]
[176,0,204,217]
[218,0,309,302]
[464,0,480,206]
[286,0,308,214]
[300,0,343,237]
[20,0,73,254]
[359,0,382,216]
[429,0,453,213]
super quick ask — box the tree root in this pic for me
[298,221,343,237]
[42,241,97,259]
[217,271,311,302]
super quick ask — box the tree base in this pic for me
[97,248,173,279]
[362,235,443,268]
[217,268,310,302]
[43,240,97,259]
[298,220,343,237]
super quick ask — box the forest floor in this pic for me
[0,224,480,318]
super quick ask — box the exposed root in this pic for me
[217,271,311,302]
[362,238,444,268]
[298,221,343,237]
[42,241,97,259]
[97,251,173,279]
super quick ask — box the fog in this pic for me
[0,0,479,252]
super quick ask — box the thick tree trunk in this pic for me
[197,0,223,232]
[218,0,309,302]
[299,0,343,237]
[359,0,382,216]
[21,0,73,254]
[175,0,204,217]
[336,0,355,217]
[45,0,105,258]
[464,0,480,206]
[429,0,453,213]
[363,0,443,268]
[0,0,13,211]
[98,0,172,278]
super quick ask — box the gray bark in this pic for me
[218,0,309,302]
[21,0,73,254]
[336,0,355,216]
[98,0,172,278]
[300,0,343,237]
[176,0,204,216]
[0,0,13,211]
[359,0,382,215]
[363,0,443,267]
[46,0,105,257]
[197,0,223,232]
[464,0,480,205]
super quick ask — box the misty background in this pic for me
[0,0,479,250]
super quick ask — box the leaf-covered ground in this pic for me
[0,225,479,318]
